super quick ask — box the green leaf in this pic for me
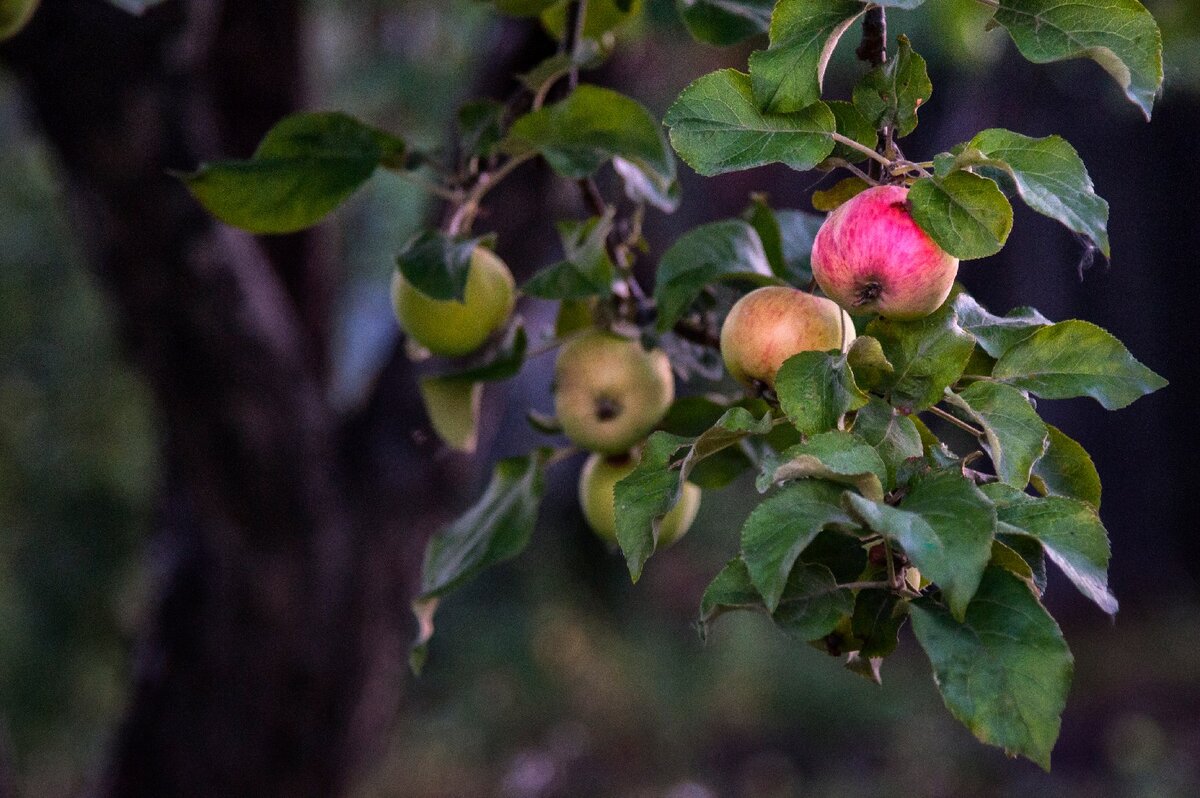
[846,470,996,620]
[851,397,923,490]
[664,69,836,176]
[1032,424,1102,508]
[986,0,1163,120]
[942,129,1111,257]
[775,350,868,435]
[613,155,682,213]
[699,558,764,639]
[825,101,878,163]
[908,171,1014,260]
[680,407,775,483]
[699,558,853,643]
[992,320,1168,409]
[748,0,867,113]
[517,40,606,95]
[457,100,506,159]
[522,215,615,299]
[866,300,976,413]
[952,292,1050,359]
[181,112,405,234]
[741,480,854,612]
[743,200,825,283]
[614,432,692,581]
[396,231,481,302]
[852,589,907,658]
[851,34,932,137]
[508,84,674,185]
[541,0,641,38]
[984,484,1116,614]
[997,530,1049,594]
[418,377,482,453]
[846,335,893,392]
[911,567,1073,770]
[944,381,1049,488]
[990,538,1038,587]
[418,451,547,599]
[771,431,888,503]
[812,176,871,212]
[491,0,560,14]
[430,324,529,383]
[654,219,776,330]
[675,0,774,46]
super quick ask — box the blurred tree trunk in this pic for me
[1,1,446,795]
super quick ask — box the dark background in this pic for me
[0,0,1197,795]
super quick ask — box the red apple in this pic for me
[811,185,958,320]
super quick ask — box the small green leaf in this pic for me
[613,156,682,213]
[911,567,1073,770]
[846,470,996,620]
[614,432,692,581]
[942,129,1111,257]
[748,0,867,112]
[908,171,1014,260]
[541,0,641,38]
[418,378,482,453]
[852,589,907,658]
[181,112,405,234]
[508,84,674,185]
[664,69,836,176]
[699,558,764,639]
[771,431,889,503]
[680,407,775,483]
[852,34,932,137]
[675,0,773,46]
[430,325,528,383]
[825,101,878,163]
[1032,424,1102,508]
[457,99,506,159]
[517,40,606,95]
[984,484,1117,614]
[866,300,976,413]
[851,397,923,490]
[846,335,893,392]
[741,480,854,612]
[491,0,559,14]
[742,201,825,283]
[990,538,1038,587]
[523,215,615,299]
[952,291,1050,358]
[396,230,481,302]
[775,350,868,435]
[986,0,1163,120]
[812,176,871,212]
[992,320,1168,409]
[944,381,1049,488]
[654,219,776,330]
[773,563,855,641]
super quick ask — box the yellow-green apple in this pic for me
[811,185,958,320]
[391,246,515,357]
[554,330,673,455]
[720,286,855,388]
[578,453,701,547]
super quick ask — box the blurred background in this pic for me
[1,0,1198,795]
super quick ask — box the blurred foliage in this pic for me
[0,75,156,794]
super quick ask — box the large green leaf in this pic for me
[664,69,836,176]
[866,301,976,413]
[522,215,615,299]
[748,0,866,113]
[992,320,1168,409]
[1032,424,1102,508]
[851,397,923,490]
[984,484,1116,614]
[675,0,773,46]
[986,0,1163,120]
[181,112,405,234]
[395,231,482,302]
[941,129,1111,257]
[508,84,674,185]
[944,381,1049,488]
[742,197,825,284]
[654,219,776,330]
[852,34,931,137]
[846,470,996,620]
[911,567,1074,770]
[908,171,1013,260]
[825,101,879,164]
[613,432,691,581]
[770,431,888,503]
[699,558,853,642]
[952,292,1050,359]
[775,350,868,435]
[741,480,854,612]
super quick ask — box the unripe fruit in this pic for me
[811,185,958,320]
[391,247,515,357]
[0,0,39,41]
[578,453,701,547]
[554,330,674,455]
[720,286,855,389]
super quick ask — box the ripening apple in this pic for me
[391,246,515,357]
[811,184,959,320]
[578,453,701,548]
[554,330,674,455]
[720,286,855,389]
[0,0,39,40]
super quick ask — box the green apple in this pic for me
[578,452,701,548]
[720,286,855,388]
[391,246,515,357]
[0,0,39,41]
[553,330,674,455]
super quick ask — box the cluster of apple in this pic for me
[392,183,956,548]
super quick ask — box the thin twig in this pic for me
[926,405,984,437]
[830,133,893,168]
